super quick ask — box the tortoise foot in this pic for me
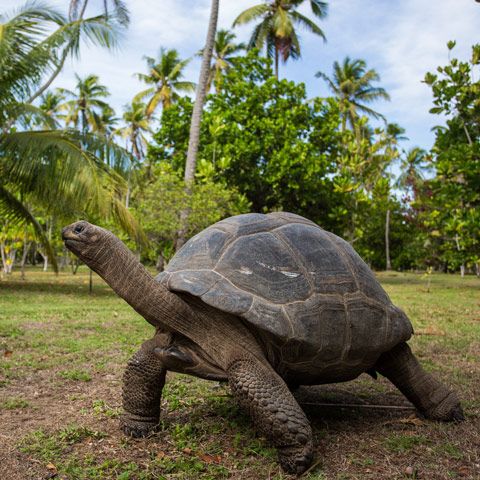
[278,441,314,475]
[121,414,159,438]
[422,392,465,423]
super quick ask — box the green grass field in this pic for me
[0,269,479,479]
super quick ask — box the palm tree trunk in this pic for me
[177,0,219,250]
[27,49,70,105]
[275,48,279,80]
[184,0,220,184]
[385,208,391,270]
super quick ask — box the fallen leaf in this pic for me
[156,451,167,459]
[3,350,13,358]
[384,414,424,427]
[458,466,470,477]
[200,454,222,464]
[46,463,57,471]
[182,447,192,455]
[399,415,424,426]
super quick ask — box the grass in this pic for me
[0,268,479,479]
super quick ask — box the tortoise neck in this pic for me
[93,241,205,340]
[92,243,171,328]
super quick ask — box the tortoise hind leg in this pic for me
[375,342,464,422]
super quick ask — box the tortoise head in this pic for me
[62,220,119,271]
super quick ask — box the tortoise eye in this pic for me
[74,224,85,234]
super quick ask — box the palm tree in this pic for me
[38,91,65,128]
[117,102,151,162]
[0,3,142,269]
[58,74,111,134]
[134,48,196,117]
[178,0,220,250]
[93,105,119,137]
[397,147,429,198]
[315,57,390,133]
[28,1,128,104]
[115,102,151,207]
[199,29,245,93]
[68,0,129,25]
[233,0,328,79]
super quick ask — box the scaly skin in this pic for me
[122,335,169,437]
[228,357,313,474]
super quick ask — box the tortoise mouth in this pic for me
[63,238,85,254]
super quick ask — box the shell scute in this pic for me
[275,224,357,295]
[284,295,347,361]
[167,228,231,272]
[215,232,310,303]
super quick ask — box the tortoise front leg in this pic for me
[121,333,170,437]
[375,342,464,421]
[227,355,313,475]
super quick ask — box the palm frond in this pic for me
[290,11,326,40]
[132,87,155,103]
[232,4,269,26]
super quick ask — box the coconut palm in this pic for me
[117,102,151,162]
[315,57,390,133]
[68,0,129,25]
[58,74,111,134]
[115,102,151,207]
[134,48,196,117]
[199,29,245,93]
[38,91,65,128]
[233,0,328,79]
[0,3,142,268]
[397,147,429,197]
[93,105,119,137]
[27,1,128,105]
[179,0,220,250]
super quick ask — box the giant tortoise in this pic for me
[62,212,463,474]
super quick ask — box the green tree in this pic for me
[132,164,249,267]
[68,0,129,25]
[149,51,342,227]
[180,0,220,250]
[397,147,429,199]
[233,0,328,79]
[423,43,480,274]
[38,91,65,128]
[315,57,390,134]
[134,48,196,117]
[29,0,128,104]
[116,102,151,207]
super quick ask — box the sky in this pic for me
[2,0,480,151]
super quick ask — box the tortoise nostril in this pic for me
[74,224,85,234]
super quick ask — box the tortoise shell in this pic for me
[156,212,412,362]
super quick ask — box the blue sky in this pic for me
[2,0,480,151]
